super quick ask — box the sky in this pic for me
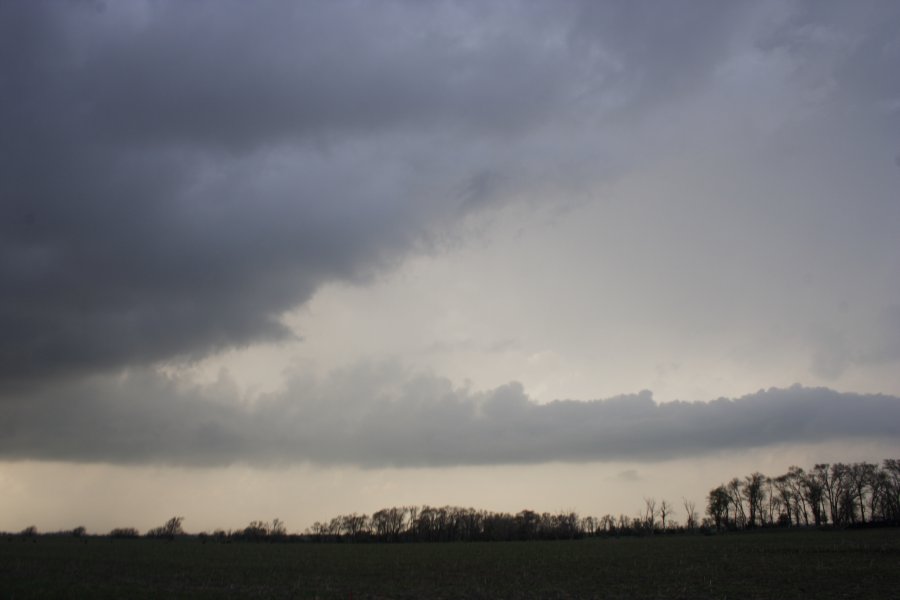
[2,0,899,534]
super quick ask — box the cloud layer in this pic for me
[2,366,897,467]
[0,1,589,382]
[3,1,900,475]
[6,1,898,389]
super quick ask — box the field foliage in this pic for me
[1,528,898,598]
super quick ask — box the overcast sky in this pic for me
[2,0,899,533]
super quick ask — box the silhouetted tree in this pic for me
[109,527,140,538]
[848,462,877,523]
[726,478,746,528]
[147,516,184,539]
[293,457,900,543]
[643,497,658,533]
[270,518,287,539]
[682,498,698,530]
[883,459,900,520]
[801,472,827,526]
[786,466,812,525]
[658,499,673,531]
[814,463,847,526]
[707,486,730,530]
[867,468,887,521]
[743,472,766,528]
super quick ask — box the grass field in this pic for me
[2,528,899,599]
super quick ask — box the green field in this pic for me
[2,529,898,599]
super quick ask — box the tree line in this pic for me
[705,459,900,530]
[6,458,898,542]
[304,458,900,541]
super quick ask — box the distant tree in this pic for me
[643,497,658,532]
[598,514,616,534]
[743,473,766,528]
[616,513,631,534]
[270,518,287,539]
[326,516,342,537]
[848,462,877,523]
[20,525,38,537]
[814,463,846,525]
[293,457,900,543]
[340,513,369,540]
[306,521,329,541]
[658,499,673,531]
[726,478,746,528]
[147,516,184,539]
[785,466,812,526]
[801,471,827,526]
[555,511,581,539]
[762,477,778,526]
[241,520,270,540]
[515,510,540,540]
[458,508,483,541]
[406,506,419,537]
[109,527,140,538]
[682,498,698,530]
[72,526,86,538]
[582,515,597,535]
[882,459,900,520]
[372,507,406,541]
[706,486,730,530]
[772,474,795,526]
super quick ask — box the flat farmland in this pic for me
[2,529,898,599]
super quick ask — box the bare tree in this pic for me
[772,474,795,526]
[743,473,766,528]
[801,471,827,526]
[786,466,811,526]
[682,498,697,530]
[882,459,900,521]
[706,486,730,530]
[270,518,287,538]
[406,506,419,537]
[814,463,846,525]
[658,499,674,531]
[869,467,891,521]
[848,462,876,523]
[372,507,406,540]
[147,516,184,539]
[643,497,658,532]
[727,478,747,528]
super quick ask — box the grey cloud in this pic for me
[0,1,589,384]
[567,1,751,113]
[2,0,898,389]
[2,367,897,468]
[809,305,900,379]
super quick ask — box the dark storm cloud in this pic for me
[3,0,899,397]
[1,367,897,467]
[0,1,595,383]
